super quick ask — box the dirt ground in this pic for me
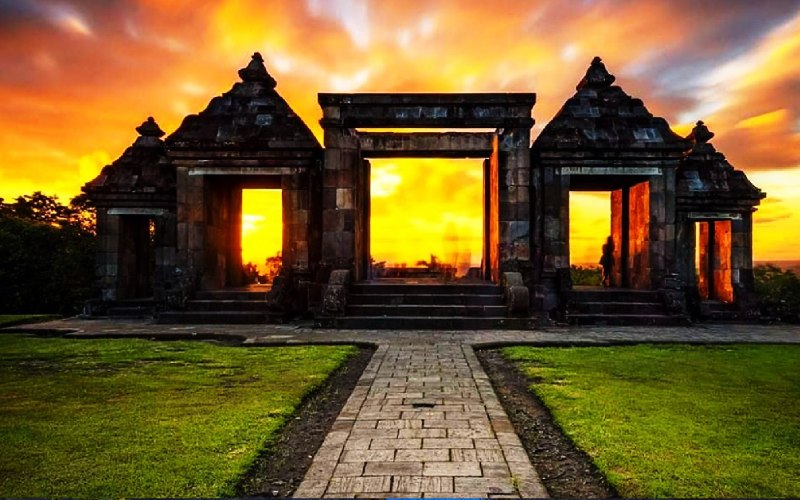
[235,346,375,497]
[477,349,617,499]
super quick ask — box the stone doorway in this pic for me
[318,93,535,284]
[694,219,734,303]
[564,173,657,290]
[198,176,282,290]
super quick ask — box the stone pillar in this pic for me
[497,128,531,269]
[95,208,120,302]
[628,180,650,289]
[610,188,628,287]
[674,214,696,293]
[647,173,668,288]
[713,220,733,302]
[534,162,569,316]
[282,173,310,271]
[321,128,359,275]
[731,212,755,295]
[697,221,710,299]
[153,210,177,304]
[176,166,205,291]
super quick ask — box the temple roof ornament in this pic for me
[238,52,277,88]
[136,116,165,138]
[576,56,616,91]
[689,120,714,144]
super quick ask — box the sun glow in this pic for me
[370,159,483,274]
[241,190,282,275]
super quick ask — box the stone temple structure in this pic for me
[84,54,765,326]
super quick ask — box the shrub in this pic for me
[754,264,800,323]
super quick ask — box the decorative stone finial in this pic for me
[136,116,165,138]
[689,120,715,144]
[576,56,616,91]
[238,52,277,88]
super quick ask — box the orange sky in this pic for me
[1,0,799,267]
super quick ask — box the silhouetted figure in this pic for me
[600,236,614,287]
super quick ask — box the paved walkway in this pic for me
[294,343,546,498]
[5,319,800,498]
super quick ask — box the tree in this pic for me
[0,192,96,315]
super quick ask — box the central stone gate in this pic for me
[318,93,536,283]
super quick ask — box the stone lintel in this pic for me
[108,208,169,216]
[319,93,535,129]
[561,166,662,176]
[319,92,536,107]
[358,132,495,158]
[188,166,302,176]
[687,211,743,220]
[168,150,318,160]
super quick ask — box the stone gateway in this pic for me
[84,54,765,326]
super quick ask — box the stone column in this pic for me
[95,208,120,302]
[153,210,177,304]
[282,173,310,271]
[497,128,531,267]
[321,128,359,275]
[731,213,752,292]
[176,166,205,290]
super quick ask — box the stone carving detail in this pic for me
[502,272,530,316]
[323,269,351,314]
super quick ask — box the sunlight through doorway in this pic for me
[241,189,282,284]
[369,158,483,278]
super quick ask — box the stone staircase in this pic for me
[566,286,689,326]
[104,299,155,319]
[319,282,535,330]
[157,288,275,324]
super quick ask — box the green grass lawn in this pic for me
[0,314,59,328]
[0,334,357,498]
[503,344,800,498]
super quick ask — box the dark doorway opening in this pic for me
[118,216,155,299]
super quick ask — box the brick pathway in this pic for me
[294,343,547,498]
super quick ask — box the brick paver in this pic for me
[294,343,548,498]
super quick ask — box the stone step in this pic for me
[106,306,153,318]
[567,314,690,326]
[185,300,269,312]
[319,316,535,330]
[568,288,661,302]
[194,290,268,301]
[350,283,501,296]
[348,293,505,306]
[157,311,269,324]
[568,301,665,315]
[347,304,508,317]
[700,300,741,321]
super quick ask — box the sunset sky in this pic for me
[1,0,799,268]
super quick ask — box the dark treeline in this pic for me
[0,192,96,315]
